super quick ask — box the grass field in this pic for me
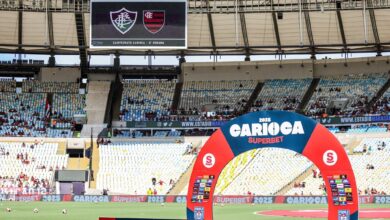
[0,202,389,220]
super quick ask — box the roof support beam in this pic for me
[271,12,282,51]
[48,12,54,50]
[366,0,382,56]
[207,13,216,52]
[302,0,315,58]
[336,9,348,53]
[206,0,217,53]
[17,0,23,64]
[270,0,282,54]
[48,11,56,66]
[75,11,88,68]
[238,0,250,61]
[205,0,216,53]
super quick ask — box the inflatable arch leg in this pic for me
[186,111,358,220]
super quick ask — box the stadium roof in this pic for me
[0,0,389,64]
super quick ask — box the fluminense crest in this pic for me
[110,8,137,34]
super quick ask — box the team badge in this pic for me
[110,8,137,34]
[143,10,165,34]
[338,210,350,220]
[194,207,204,220]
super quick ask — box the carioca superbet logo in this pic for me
[229,117,305,137]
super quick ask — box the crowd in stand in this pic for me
[119,80,176,121]
[0,141,67,195]
[118,77,390,124]
[0,174,51,195]
[362,188,387,195]
[0,80,83,137]
[371,96,390,115]
[306,74,388,117]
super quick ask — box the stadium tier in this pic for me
[97,142,195,195]
[119,80,176,121]
[0,92,47,137]
[22,81,80,94]
[178,80,257,118]
[287,150,390,196]
[251,79,311,111]
[0,141,68,195]
[305,74,388,117]
[0,80,84,137]
[52,93,86,127]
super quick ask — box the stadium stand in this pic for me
[285,171,325,196]
[306,74,388,117]
[0,80,84,137]
[214,148,312,195]
[371,90,390,114]
[0,93,48,137]
[22,81,79,94]
[0,79,16,92]
[52,93,86,126]
[178,80,256,119]
[0,141,68,194]
[214,149,258,195]
[288,150,390,196]
[251,79,311,111]
[353,137,389,153]
[119,80,176,121]
[349,151,390,195]
[97,142,195,195]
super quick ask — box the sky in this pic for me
[0,52,389,66]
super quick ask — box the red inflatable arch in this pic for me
[187,111,358,220]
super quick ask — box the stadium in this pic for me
[0,0,390,219]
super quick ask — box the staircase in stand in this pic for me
[296,78,320,114]
[366,75,390,111]
[81,81,111,137]
[88,140,100,189]
[171,82,183,113]
[243,81,264,113]
[276,164,316,195]
[167,158,196,195]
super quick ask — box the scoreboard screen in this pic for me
[90,0,187,49]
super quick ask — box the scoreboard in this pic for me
[90,0,187,49]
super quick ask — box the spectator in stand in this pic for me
[312,169,317,178]
[152,177,156,186]
[158,179,165,191]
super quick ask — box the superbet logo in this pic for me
[323,150,338,166]
[202,153,216,168]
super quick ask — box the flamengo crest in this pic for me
[143,10,165,34]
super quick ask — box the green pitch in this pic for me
[0,202,389,220]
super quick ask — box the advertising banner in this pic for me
[126,121,227,128]
[315,115,390,125]
[0,194,388,204]
[125,115,390,129]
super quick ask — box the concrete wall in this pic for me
[88,73,116,81]
[314,57,390,77]
[181,60,314,81]
[182,56,390,81]
[38,67,81,82]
